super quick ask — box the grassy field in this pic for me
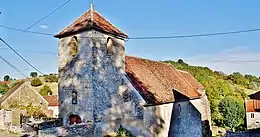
[33,77,58,95]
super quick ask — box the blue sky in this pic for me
[1,0,260,79]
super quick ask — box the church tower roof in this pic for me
[54,6,128,38]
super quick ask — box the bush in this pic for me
[116,125,134,137]
[45,75,58,83]
[31,78,43,87]
[0,84,10,94]
[39,85,52,96]
[8,101,46,117]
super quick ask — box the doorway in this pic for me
[69,114,82,125]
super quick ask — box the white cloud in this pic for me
[40,25,48,29]
[185,47,260,76]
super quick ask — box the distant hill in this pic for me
[165,59,260,128]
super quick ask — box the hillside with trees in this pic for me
[165,59,260,131]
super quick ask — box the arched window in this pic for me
[177,104,181,118]
[69,36,79,57]
[106,37,113,54]
[72,90,78,104]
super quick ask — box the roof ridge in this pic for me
[0,81,25,103]
[177,69,190,74]
[169,64,202,97]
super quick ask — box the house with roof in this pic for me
[245,91,260,129]
[43,95,59,118]
[0,81,48,114]
[55,4,211,137]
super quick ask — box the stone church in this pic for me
[54,4,211,137]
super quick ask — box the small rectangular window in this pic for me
[251,113,254,118]
[72,91,77,104]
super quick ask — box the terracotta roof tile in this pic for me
[125,56,201,105]
[177,70,205,91]
[43,95,58,106]
[55,9,128,38]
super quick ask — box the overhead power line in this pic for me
[0,47,57,55]
[0,24,53,36]
[1,45,260,63]
[1,24,260,39]
[24,0,73,31]
[0,38,44,75]
[0,55,28,78]
[185,60,260,63]
[128,28,260,40]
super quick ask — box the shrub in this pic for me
[31,78,43,87]
[0,84,10,94]
[116,125,134,137]
[45,75,58,83]
[39,85,52,96]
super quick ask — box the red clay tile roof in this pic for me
[177,70,205,91]
[125,56,201,105]
[246,99,260,112]
[55,9,128,38]
[43,95,58,106]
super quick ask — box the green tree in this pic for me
[0,84,9,94]
[44,75,58,83]
[30,72,38,78]
[219,96,245,131]
[177,59,185,64]
[227,72,249,88]
[3,75,10,81]
[31,78,43,87]
[39,85,52,96]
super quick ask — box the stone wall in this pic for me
[39,124,95,137]
[143,99,203,137]
[168,101,202,137]
[191,93,212,136]
[0,82,48,113]
[58,30,146,127]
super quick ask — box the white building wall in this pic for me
[144,98,204,137]
[48,106,59,118]
[246,112,260,129]
[144,103,174,137]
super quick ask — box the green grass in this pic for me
[33,77,58,95]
